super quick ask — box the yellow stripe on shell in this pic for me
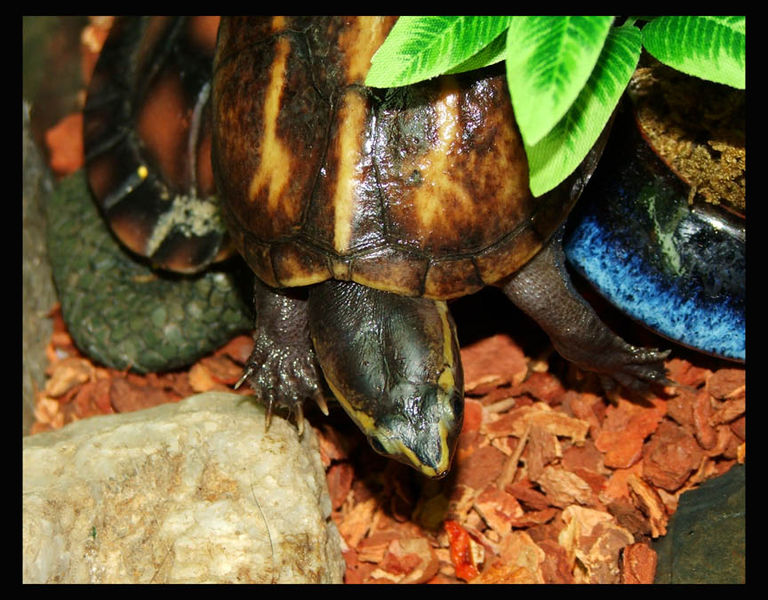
[405,78,474,231]
[331,17,396,254]
[270,15,286,32]
[248,36,293,216]
[332,92,368,254]
[339,17,396,85]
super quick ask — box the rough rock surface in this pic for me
[23,101,57,435]
[23,392,345,583]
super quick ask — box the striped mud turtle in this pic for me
[210,16,669,477]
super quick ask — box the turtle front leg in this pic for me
[501,229,671,392]
[240,278,326,429]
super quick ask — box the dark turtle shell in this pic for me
[84,16,230,274]
[47,16,253,374]
[212,16,582,299]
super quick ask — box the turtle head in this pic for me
[309,281,464,478]
[363,376,464,478]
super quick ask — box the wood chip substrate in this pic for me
[33,314,745,584]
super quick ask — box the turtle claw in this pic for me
[559,338,672,395]
[241,279,331,433]
[234,362,283,431]
[260,392,303,435]
[502,235,674,397]
[612,346,673,389]
[264,396,275,430]
[314,394,330,417]
[295,403,305,436]
[584,344,672,399]
[234,365,253,390]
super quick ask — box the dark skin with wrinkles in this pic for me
[309,280,464,473]
[502,229,670,392]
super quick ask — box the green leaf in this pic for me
[525,25,642,197]
[642,16,745,89]
[445,30,507,74]
[505,16,613,146]
[365,16,512,88]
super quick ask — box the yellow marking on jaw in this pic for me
[438,368,455,395]
[434,298,459,477]
[323,375,378,435]
[332,93,367,254]
[436,300,456,473]
[323,362,452,477]
[394,437,447,478]
[248,37,292,215]
[436,300,455,370]
[393,417,451,478]
[373,425,451,478]
[435,299,459,395]
[408,78,473,229]
[434,420,452,476]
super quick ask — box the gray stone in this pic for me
[22,101,56,436]
[653,464,745,584]
[23,392,345,583]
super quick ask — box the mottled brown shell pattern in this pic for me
[212,16,575,299]
[84,17,230,274]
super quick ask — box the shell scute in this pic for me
[84,16,228,273]
[213,17,572,298]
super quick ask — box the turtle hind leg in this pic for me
[240,278,326,430]
[501,231,672,392]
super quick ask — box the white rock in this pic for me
[23,392,345,583]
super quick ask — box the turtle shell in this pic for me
[212,16,579,299]
[84,16,231,274]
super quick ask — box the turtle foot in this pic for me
[553,336,673,394]
[238,331,325,431]
[242,279,327,431]
[503,231,672,394]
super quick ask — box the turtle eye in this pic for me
[368,436,387,456]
